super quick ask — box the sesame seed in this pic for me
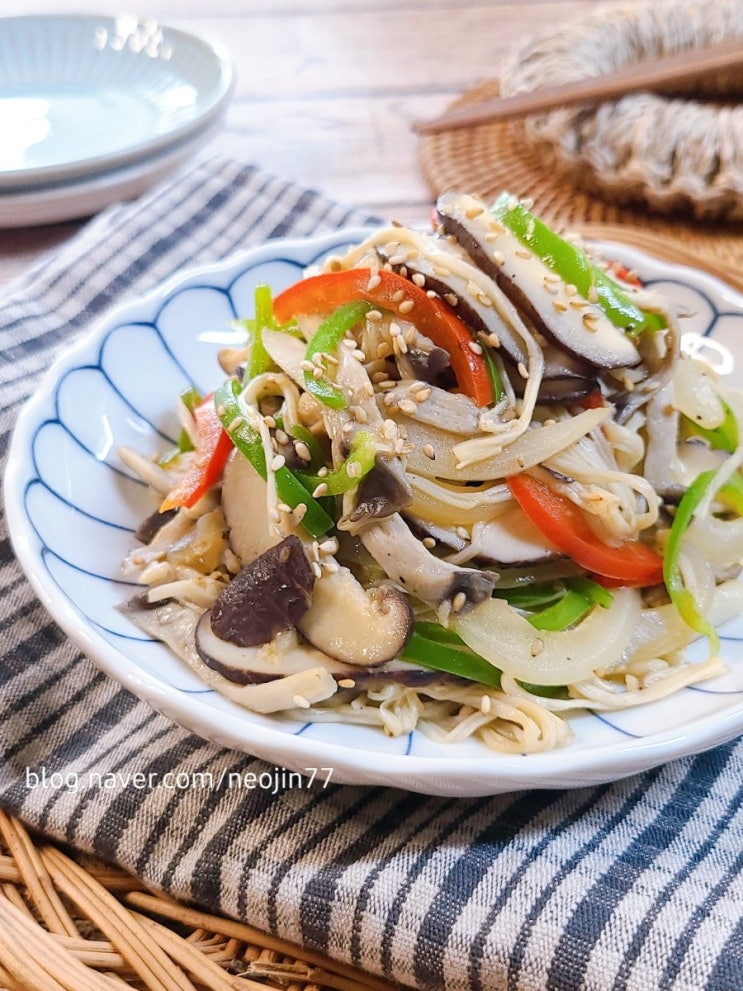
[366,273,382,291]
[312,482,329,497]
[262,414,277,428]
[270,454,286,471]
[422,536,436,549]
[530,638,544,657]
[294,440,311,462]
[465,205,485,219]
[456,526,470,541]
[444,293,458,307]
[293,503,307,522]
[468,340,483,355]
[366,309,383,322]
[319,537,338,555]
[565,283,578,297]
[587,286,599,303]
[451,591,468,613]
[398,299,415,315]
[553,299,568,312]
[412,385,432,402]
[480,694,492,714]
[433,265,451,277]
[569,298,590,309]
[275,428,289,445]
[582,312,599,331]
[517,361,529,379]
[317,466,329,477]
[346,460,362,478]
[398,399,418,414]
[515,249,532,260]
[277,502,292,514]
[412,272,426,287]
[422,443,436,460]
[227,415,244,432]
[292,695,311,709]
[338,678,356,688]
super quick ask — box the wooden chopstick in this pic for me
[414,35,743,134]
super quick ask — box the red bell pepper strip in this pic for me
[508,472,664,586]
[273,268,495,407]
[160,394,233,512]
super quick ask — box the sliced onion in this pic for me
[686,514,743,567]
[452,587,641,685]
[401,406,609,481]
[672,355,725,429]
[622,580,743,665]
[408,474,510,526]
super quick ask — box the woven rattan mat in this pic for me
[418,80,743,293]
[0,810,397,990]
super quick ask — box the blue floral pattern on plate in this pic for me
[6,230,743,796]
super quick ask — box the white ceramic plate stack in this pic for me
[0,14,234,227]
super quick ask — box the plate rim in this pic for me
[5,227,743,797]
[0,13,234,190]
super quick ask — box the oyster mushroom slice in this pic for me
[466,505,561,567]
[358,514,497,612]
[298,566,413,666]
[436,191,641,370]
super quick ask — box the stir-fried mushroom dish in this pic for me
[119,191,743,754]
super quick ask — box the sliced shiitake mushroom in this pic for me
[298,566,413,666]
[221,449,279,565]
[436,191,641,370]
[208,534,315,648]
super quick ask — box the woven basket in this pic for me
[499,0,743,220]
[419,0,743,291]
[0,810,401,991]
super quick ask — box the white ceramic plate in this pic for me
[0,14,233,190]
[6,229,743,797]
[0,129,220,228]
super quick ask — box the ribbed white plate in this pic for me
[0,14,233,190]
[5,230,743,796]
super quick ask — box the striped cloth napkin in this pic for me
[2,157,742,991]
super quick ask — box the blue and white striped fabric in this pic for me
[1,157,742,991]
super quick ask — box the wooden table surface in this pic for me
[0,0,628,288]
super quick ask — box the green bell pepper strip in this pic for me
[525,589,592,632]
[663,470,720,654]
[214,380,334,539]
[565,575,614,609]
[482,344,506,404]
[233,284,302,381]
[400,623,502,688]
[297,430,377,496]
[303,300,374,409]
[491,192,666,336]
[681,396,738,454]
